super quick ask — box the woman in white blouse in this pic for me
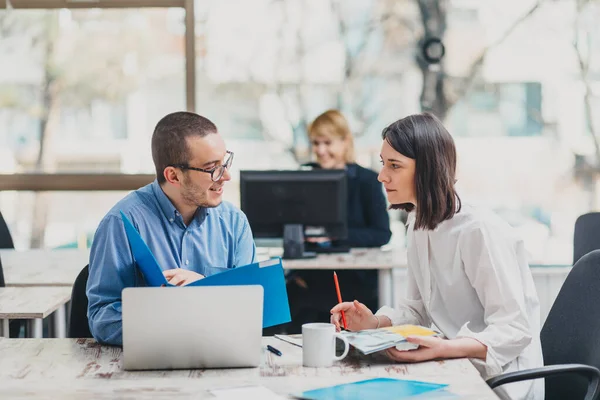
[330,113,544,400]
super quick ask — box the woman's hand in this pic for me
[384,336,487,363]
[385,336,450,362]
[330,300,380,332]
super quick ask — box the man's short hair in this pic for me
[151,112,218,184]
[382,112,461,230]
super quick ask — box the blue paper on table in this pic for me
[120,211,291,328]
[294,378,449,400]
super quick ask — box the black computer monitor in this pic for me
[240,170,348,259]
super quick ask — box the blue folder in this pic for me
[120,211,291,328]
[294,378,449,400]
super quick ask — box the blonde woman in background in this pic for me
[280,109,392,334]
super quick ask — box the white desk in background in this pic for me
[0,248,90,338]
[0,337,499,399]
[0,287,72,338]
[0,247,405,309]
[260,247,407,308]
[0,248,90,287]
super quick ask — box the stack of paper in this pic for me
[342,325,440,355]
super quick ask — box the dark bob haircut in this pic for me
[382,112,461,230]
[151,111,218,184]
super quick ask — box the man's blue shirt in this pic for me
[86,180,257,345]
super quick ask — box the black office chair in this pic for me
[574,212,600,265]
[0,211,15,250]
[487,250,600,400]
[68,265,92,338]
[0,211,23,337]
[0,256,23,338]
[0,256,4,286]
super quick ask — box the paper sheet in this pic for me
[274,334,303,347]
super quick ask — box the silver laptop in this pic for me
[122,285,263,370]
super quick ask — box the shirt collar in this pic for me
[152,179,179,221]
[406,210,416,227]
[151,180,209,226]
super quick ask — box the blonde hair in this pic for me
[307,110,355,163]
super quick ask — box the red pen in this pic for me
[333,271,348,330]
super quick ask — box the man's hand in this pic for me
[163,269,205,286]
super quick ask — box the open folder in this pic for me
[120,211,291,328]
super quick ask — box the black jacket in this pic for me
[304,162,391,247]
[343,163,391,247]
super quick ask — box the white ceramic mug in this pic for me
[302,323,350,367]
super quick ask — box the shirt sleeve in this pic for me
[375,266,431,327]
[234,212,257,266]
[86,214,137,346]
[345,175,392,248]
[455,224,533,376]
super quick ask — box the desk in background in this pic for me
[260,247,407,308]
[2,247,406,309]
[1,249,90,338]
[1,248,90,287]
[0,337,499,399]
[0,287,72,338]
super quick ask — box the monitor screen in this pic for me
[240,169,348,241]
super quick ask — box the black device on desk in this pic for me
[305,241,350,254]
[240,169,348,259]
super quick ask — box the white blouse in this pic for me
[376,204,544,400]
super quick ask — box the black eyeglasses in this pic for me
[169,151,234,182]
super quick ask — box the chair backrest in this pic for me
[541,250,600,400]
[68,265,92,338]
[0,211,15,249]
[0,254,5,287]
[0,210,22,337]
[574,212,600,264]
[0,252,23,338]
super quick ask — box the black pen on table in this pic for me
[267,345,282,356]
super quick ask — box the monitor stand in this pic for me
[282,224,317,259]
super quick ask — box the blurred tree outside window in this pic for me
[0,7,185,248]
[1,0,600,264]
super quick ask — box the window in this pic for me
[0,3,187,249]
[448,82,543,137]
[0,6,186,175]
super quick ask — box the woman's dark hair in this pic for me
[382,112,461,230]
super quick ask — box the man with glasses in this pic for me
[87,112,256,345]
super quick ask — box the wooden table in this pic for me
[261,247,407,308]
[0,287,72,338]
[0,337,498,399]
[0,248,90,287]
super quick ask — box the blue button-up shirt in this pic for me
[87,180,256,345]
